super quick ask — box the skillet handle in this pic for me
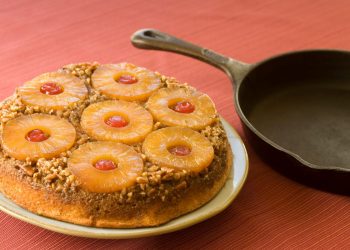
[131,29,251,85]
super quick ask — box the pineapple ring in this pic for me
[91,63,162,101]
[18,72,88,110]
[1,114,76,161]
[146,87,217,130]
[142,127,214,173]
[68,141,143,193]
[81,100,153,144]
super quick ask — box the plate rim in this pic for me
[0,117,249,239]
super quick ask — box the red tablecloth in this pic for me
[1,0,350,248]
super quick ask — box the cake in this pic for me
[0,62,232,228]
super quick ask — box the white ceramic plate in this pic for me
[0,118,248,239]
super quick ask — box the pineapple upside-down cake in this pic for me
[0,62,232,228]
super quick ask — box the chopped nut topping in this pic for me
[0,62,228,206]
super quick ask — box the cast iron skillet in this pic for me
[131,29,350,195]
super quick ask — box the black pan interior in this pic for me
[238,51,350,170]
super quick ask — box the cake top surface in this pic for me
[0,62,227,206]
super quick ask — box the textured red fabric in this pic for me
[1,0,350,249]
